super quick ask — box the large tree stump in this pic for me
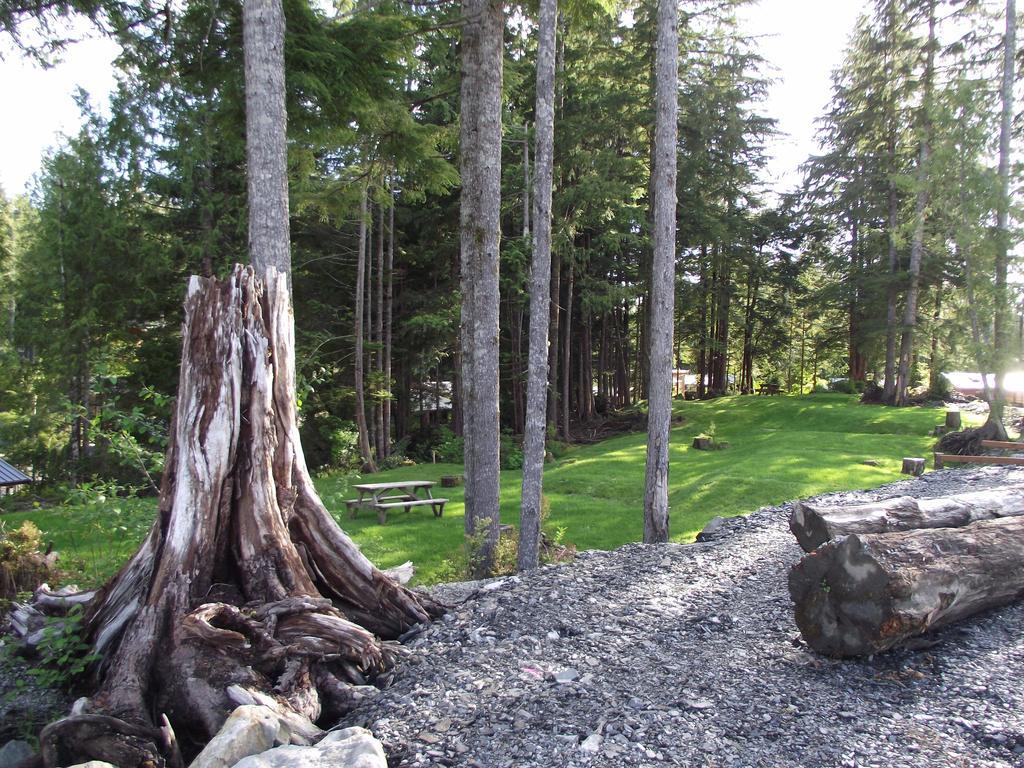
[45,267,441,765]
[790,486,1024,552]
[945,410,962,430]
[789,516,1024,657]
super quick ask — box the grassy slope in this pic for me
[4,394,949,587]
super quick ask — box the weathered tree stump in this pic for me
[789,486,1024,552]
[901,457,926,476]
[42,268,441,765]
[789,516,1024,657]
[692,437,712,451]
[945,410,962,430]
[440,475,463,488]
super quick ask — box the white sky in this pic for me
[0,0,871,198]
[738,0,869,194]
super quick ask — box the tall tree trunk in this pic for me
[519,0,557,571]
[562,260,574,441]
[459,0,504,578]
[375,200,386,458]
[848,207,867,382]
[881,2,900,404]
[522,122,531,240]
[991,0,1016,430]
[548,257,561,428]
[697,248,707,398]
[928,285,942,394]
[354,189,377,472]
[383,192,394,458]
[244,0,289,278]
[894,0,936,407]
[643,0,678,545]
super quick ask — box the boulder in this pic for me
[232,727,386,768]
[189,706,286,768]
[0,740,33,768]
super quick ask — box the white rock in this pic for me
[66,762,118,768]
[189,705,284,768]
[580,734,603,754]
[554,668,579,684]
[226,686,323,745]
[70,697,90,715]
[232,727,386,768]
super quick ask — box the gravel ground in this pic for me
[344,466,1024,768]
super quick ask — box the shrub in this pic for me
[0,522,56,606]
[499,432,523,470]
[828,378,857,394]
[435,428,465,463]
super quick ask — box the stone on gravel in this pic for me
[0,740,33,768]
[554,668,580,683]
[189,705,284,768]
[339,466,1024,768]
[66,762,118,768]
[232,727,386,768]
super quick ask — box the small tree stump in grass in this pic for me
[692,437,713,451]
[441,475,463,488]
[931,425,948,437]
[946,411,962,430]
[902,457,926,477]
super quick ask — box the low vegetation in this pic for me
[2,394,955,587]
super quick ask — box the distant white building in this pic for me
[942,371,1024,405]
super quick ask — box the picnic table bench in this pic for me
[346,480,448,525]
[757,382,782,395]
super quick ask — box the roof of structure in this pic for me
[0,458,31,487]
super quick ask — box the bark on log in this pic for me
[790,486,1024,552]
[48,267,440,766]
[789,516,1024,657]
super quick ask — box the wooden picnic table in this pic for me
[346,480,448,525]
[757,382,782,395]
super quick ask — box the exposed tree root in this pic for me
[30,267,441,766]
[936,420,1006,455]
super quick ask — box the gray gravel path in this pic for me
[345,467,1024,768]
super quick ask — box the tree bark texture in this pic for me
[459,0,503,577]
[642,0,678,545]
[243,0,290,277]
[789,516,1024,657]
[992,0,1016,429]
[790,486,1024,553]
[375,199,386,459]
[518,0,557,572]
[48,267,438,764]
[384,195,394,459]
[562,260,574,440]
[354,189,376,472]
[894,0,935,406]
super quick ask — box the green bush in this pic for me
[499,432,524,470]
[828,378,857,394]
[0,521,55,606]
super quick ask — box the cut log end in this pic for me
[901,458,925,477]
[790,517,1024,657]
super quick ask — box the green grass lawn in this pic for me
[3,393,953,588]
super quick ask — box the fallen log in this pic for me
[789,486,1024,552]
[789,516,1024,657]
